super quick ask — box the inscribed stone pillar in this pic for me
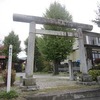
[26,22,36,78]
[7,45,12,92]
[68,60,74,81]
[77,28,88,74]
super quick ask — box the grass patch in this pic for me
[0,90,18,99]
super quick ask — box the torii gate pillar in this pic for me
[21,22,37,90]
[23,22,37,90]
[77,28,88,73]
[26,22,36,78]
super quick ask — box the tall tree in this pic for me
[3,31,21,63]
[42,2,74,75]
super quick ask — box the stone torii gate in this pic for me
[13,14,93,88]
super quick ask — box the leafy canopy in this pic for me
[42,2,74,62]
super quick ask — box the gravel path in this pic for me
[15,73,76,89]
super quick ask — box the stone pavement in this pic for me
[16,72,76,89]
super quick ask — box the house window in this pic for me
[92,51,100,61]
[86,36,89,44]
[98,37,100,44]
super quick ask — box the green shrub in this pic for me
[2,69,16,85]
[88,70,100,81]
[0,90,18,99]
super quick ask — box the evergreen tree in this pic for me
[3,31,21,63]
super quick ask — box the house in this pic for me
[68,31,100,71]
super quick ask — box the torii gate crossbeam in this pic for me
[13,14,93,31]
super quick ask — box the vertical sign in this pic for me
[7,45,13,92]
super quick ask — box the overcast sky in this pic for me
[0,0,100,49]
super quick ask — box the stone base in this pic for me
[23,78,36,86]
[20,77,39,91]
[79,73,93,82]
[21,85,39,91]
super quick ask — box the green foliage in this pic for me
[42,36,74,62]
[34,37,44,71]
[44,1,72,30]
[88,70,100,81]
[44,1,72,19]
[3,31,21,62]
[42,2,74,74]
[42,61,53,72]
[42,2,74,62]
[2,69,16,85]
[0,90,18,99]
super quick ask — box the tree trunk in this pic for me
[33,61,36,72]
[53,61,59,75]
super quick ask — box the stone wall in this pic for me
[26,89,100,100]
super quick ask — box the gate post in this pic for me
[23,22,38,90]
[25,22,36,78]
[77,28,88,74]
